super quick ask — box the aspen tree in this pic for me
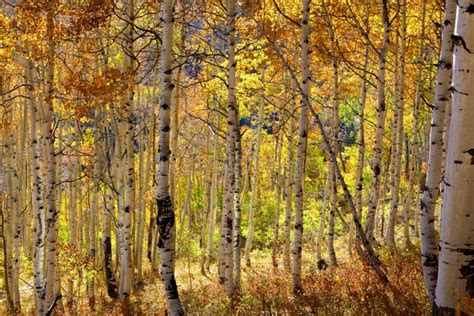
[230,0,242,294]
[118,0,135,303]
[365,0,390,244]
[387,0,407,247]
[292,0,310,293]
[283,100,295,272]
[156,0,185,313]
[435,1,474,312]
[3,79,21,312]
[27,59,46,315]
[102,125,118,299]
[43,2,61,310]
[350,2,369,253]
[420,0,454,303]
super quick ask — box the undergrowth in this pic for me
[31,247,430,315]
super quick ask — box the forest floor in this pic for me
[3,242,431,315]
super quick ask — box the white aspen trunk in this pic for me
[283,101,295,272]
[156,0,185,313]
[11,109,21,314]
[27,60,46,315]
[218,163,230,285]
[387,3,407,247]
[292,0,310,293]
[228,0,242,294]
[118,0,135,303]
[4,89,21,312]
[43,5,60,311]
[435,1,474,312]
[365,0,390,245]
[356,36,369,220]
[1,76,20,313]
[102,124,119,299]
[244,80,264,268]
[420,0,454,304]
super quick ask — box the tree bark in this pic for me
[420,0,454,304]
[435,1,474,312]
[292,0,310,294]
[156,0,185,313]
[365,0,390,245]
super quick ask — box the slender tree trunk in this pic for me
[4,81,21,312]
[350,17,369,254]
[44,4,61,310]
[156,0,184,313]
[118,0,135,304]
[292,0,310,294]
[387,2,407,247]
[420,0,454,304]
[435,2,474,311]
[102,126,119,298]
[230,2,242,296]
[283,101,295,272]
[365,0,390,245]
[27,60,46,315]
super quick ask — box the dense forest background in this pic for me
[0,0,473,314]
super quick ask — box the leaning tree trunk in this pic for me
[435,2,474,312]
[156,0,185,314]
[292,0,310,294]
[420,0,455,304]
[365,0,390,245]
